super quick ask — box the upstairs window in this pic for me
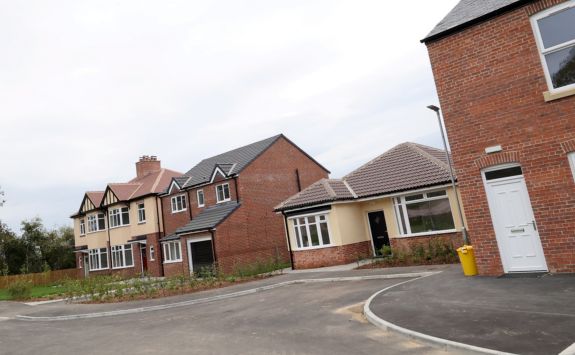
[197,189,205,207]
[79,219,86,236]
[171,194,187,213]
[393,190,455,236]
[532,2,575,92]
[137,202,146,223]
[109,207,130,228]
[216,183,230,203]
[87,213,106,232]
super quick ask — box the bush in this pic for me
[232,258,290,278]
[8,280,33,300]
[379,245,392,257]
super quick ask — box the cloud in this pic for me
[0,0,458,233]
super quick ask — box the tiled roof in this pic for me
[180,135,282,188]
[173,201,240,235]
[108,168,183,202]
[86,191,105,206]
[422,0,525,42]
[275,143,453,211]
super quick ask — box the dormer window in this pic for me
[216,183,231,203]
[531,2,575,93]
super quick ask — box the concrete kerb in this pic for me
[363,273,517,355]
[15,271,437,322]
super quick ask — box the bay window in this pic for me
[111,244,134,269]
[394,190,455,236]
[292,214,331,249]
[89,248,108,271]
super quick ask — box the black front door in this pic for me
[368,211,389,255]
[190,240,214,274]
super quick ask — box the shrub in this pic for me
[8,280,33,300]
[379,245,392,257]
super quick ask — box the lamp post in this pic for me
[427,105,470,245]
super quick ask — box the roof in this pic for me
[275,142,453,211]
[173,201,240,235]
[422,0,529,43]
[86,191,105,206]
[108,168,183,201]
[175,134,329,190]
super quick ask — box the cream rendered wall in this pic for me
[109,197,162,246]
[330,203,370,246]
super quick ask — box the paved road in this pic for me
[0,278,461,355]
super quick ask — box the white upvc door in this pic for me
[484,174,548,273]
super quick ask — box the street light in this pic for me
[427,105,470,245]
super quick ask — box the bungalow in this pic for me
[158,134,329,276]
[275,142,467,269]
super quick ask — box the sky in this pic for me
[0,0,459,234]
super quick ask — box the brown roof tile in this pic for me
[275,142,453,211]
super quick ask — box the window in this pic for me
[532,2,575,92]
[394,190,455,236]
[292,214,331,249]
[197,189,205,207]
[109,207,130,228]
[111,244,134,269]
[88,248,108,271]
[137,203,146,223]
[149,245,155,261]
[87,213,106,232]
[79,219,86,236]
[569,153,575,182]
[171,194,187,213]
[216,183,230,203]
[163,241,182,262]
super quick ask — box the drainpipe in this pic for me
[186,189,193,220]
[105,208,112,271]
[233,176,240,203]
[281,211,295,270]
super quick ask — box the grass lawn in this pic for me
[0,285,68,301]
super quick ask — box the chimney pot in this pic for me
[136,155,161,178]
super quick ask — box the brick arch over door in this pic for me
[474,151,521,170]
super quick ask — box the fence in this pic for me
[0,268,80,288]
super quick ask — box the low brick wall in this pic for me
[163,261,188,277]
[390,232,463,253]
[292,241,373,269]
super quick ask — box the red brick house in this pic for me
[275,143,466,269]
[423,0,575,275]
[159,134,329,276]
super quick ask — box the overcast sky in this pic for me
[0,0,458,233]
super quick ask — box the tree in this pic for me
[0,185,5,207]
[0,222,25,275]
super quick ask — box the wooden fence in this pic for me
[0,268,80,288]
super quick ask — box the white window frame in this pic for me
[109,207,130,228]
[87,213,106,233]
[111,244,134,269]
[149,245,155,261]
[79,218,86,236]
[569,152,575,182]
[171,194,187,213]
[163,241,182,263]
[393,189,456,237]
[216,183,231,203]
[289,212,332,250]
[137,202,146,224]
[531,1,575,94]
[88,248,109,271]
[197,189,205,207]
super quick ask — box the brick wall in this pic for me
[390,232,463,253]
[292,241,372,269]
[426,0,575,275]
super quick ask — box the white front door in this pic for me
[483,167,547,273]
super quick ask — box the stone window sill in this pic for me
[543,87,575,102]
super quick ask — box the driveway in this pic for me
[0,268,463,355]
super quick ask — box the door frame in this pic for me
[481,163,548,273]
[83,254,90,278]
[365,209,389,257]
[186,235,212,275]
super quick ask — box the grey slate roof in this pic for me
[422,0,526,42]
[275,142,453,211]
[173,201,240,235]
[180,135,282,188]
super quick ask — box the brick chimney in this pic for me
[136,155,161,178]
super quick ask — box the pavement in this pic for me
[368,265,575,355]
[0,265,460,355]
